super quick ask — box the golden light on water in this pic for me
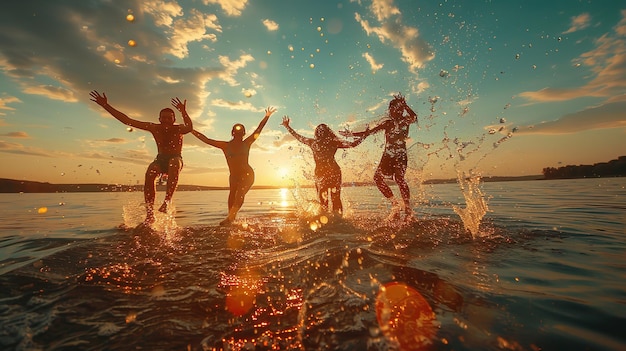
[37,207,48,214]
[375,282,437,350]
[127,39,137,47]
[126,14,135,22]
[221,270,266,317]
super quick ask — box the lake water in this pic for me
[0,178,624,350]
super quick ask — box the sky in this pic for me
[0,0,625,188]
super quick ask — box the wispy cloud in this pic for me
[2,131,30,138]
[362,52,384,73]
[515,100,626,135]
[353,0,434,93]
[521,11,626,102]
[563,13,591,34]
[0,95,21,115]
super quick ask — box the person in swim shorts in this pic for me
[192,106,277,226]
[281,116,366,216]
[89,90,193,224]
[340,93,417,221]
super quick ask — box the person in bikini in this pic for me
[340,93,417,221]
[89,90,193,224]
[282,116,366,216]
[192,106,277,226]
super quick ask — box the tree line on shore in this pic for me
[542,156,626,179]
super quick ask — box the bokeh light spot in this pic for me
[375,282,437,350]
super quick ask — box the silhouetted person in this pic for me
[282,116,366,216]
[341,93,417,220]
[192,107,277,226]
[89,90,193,224]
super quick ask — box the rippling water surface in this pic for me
[0,178,625,350]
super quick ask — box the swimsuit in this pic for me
[154,154,183,174]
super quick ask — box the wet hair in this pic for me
[314,124,334,140]
[388,93,405,119]
[159,108,175,123]
[231,123,245,137]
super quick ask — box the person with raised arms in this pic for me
[341,93,417,221]
[192,106,277,226]
[282,116,366,217]
[89,90,193,225]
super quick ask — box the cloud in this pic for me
[0,1,233,125]
[0,140,54,157]
[362,52,384,73]
[370,0,401,21]
[101,138,127,143]
[211,98,261,112]
[0,95,21,115]
[353,0,433,94]
[202,0,248,17]
[520,10,626,104]
[22,85,78,102]
[218,54,255,86]
[354,0,434,73]
[166,9,222,59]
[262,19,279,31]
[515,100,626,135]
[2,131,29,138]
[563,13,591,34]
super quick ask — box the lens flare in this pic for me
[375,282,437,350]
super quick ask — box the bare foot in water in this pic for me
[219,217,233,226]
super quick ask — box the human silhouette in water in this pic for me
[341,93,417,220]
[89,91,193,224]
[282,116,367,216]
[192,107,277,226]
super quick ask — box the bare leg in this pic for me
[374,168,394,199]
[317,184,329,213]
[330,187,342,216]
[159,157,182,213]
[221,171,254,225]
[144,163,159,224]
[396,175,413,218]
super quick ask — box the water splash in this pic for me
[452,171,489,238]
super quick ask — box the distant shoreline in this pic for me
[1,175,546,193]
[5,174,626,193]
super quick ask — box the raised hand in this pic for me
[281,116,291,127]
[171,97,187,113]
[89,90,107,106]
[265,106,277,117]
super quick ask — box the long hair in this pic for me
[314,123,336,141]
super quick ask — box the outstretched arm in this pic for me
[171,97,193,133]
[281,116,313,145]
[191,129,227,149]
[338,130,368,148]
[89,91,151,130]
[247,106,277,143]
[339,121,384,138]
